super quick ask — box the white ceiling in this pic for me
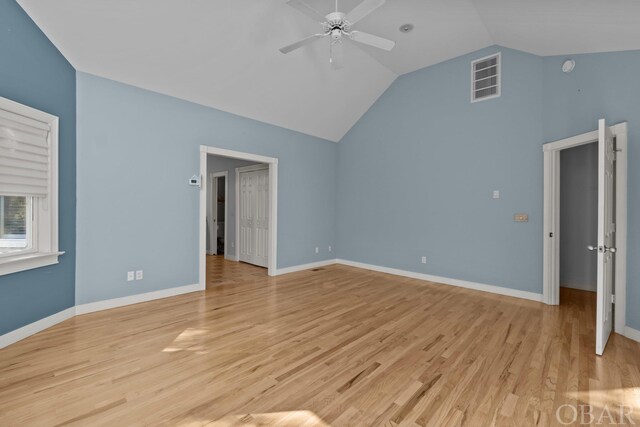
[17,0,640,142]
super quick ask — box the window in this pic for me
[471,52,501,102]
[0,97,62,276]
[0,196,30,254]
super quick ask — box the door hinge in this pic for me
[611,294,616,304]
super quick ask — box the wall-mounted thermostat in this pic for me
[189,175,201,188]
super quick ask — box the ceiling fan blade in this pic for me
[286,0,325,22]
[345,0,385,24]
[349,31,395,51]
[279,33,326,54]
[330,41,344,69]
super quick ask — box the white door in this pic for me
[594,119,615,355]
[238,171,253,264]
[238,168,269,267]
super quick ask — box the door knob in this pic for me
[587,245,616,253]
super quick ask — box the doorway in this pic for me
[559,142,597,293]
[207,172,227,256]
[199,146,278,288]
[543,120,627,355]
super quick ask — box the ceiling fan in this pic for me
[280,0,395,69]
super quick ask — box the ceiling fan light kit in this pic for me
[280,0,396,69]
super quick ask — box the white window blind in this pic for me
[0,107,51,197]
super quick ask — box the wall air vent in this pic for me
[471,52,501,102]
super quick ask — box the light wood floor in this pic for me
[1,256,639,426]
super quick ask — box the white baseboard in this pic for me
[336,259,543,302]
[2,284,203,349]
[76,284,201,315]
[0,307,75,349]
[625,326,640,343]
[275,259,337,276]
[224,254,238,262]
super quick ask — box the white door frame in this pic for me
[542,122,627,335]
[236,164,269,265]
[209,171,228,256]
[199,146,278,289]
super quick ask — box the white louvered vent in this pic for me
[471,53,501,102]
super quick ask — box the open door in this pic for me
[594,119,615,355]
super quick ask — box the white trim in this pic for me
[624,326,640,343]
[199,148,207,290]
[1,284,201,349]
[200,146,276,165]
[542,122,627,335]
[274,259,337,275]
[614,123,628,335]
[0,97,61,277]
[236,164,269,173]
[0,307,75,349]
[75,284,201,315]
[0,251,64,276]
[471,52,501,103]
[235,168,239,263]
[224,254,238,262]
[336,259,543,302]
[542,130,598,152]
[0,96,57,124]
[200,146,278,281]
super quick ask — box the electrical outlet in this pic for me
[315,247,319,254]
[328,245,332,252]
[127,271,135,281]
[421,256,427,264]
[135,270,143,280]
[492,190,500,199]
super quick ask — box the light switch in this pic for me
[492,190,500,199]
[514,213,529,222]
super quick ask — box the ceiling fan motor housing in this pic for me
[324,11,351,37]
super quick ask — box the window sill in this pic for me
[0,251,65,276]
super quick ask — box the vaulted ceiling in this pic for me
[18,0,640,142]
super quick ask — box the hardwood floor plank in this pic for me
[1,257,639,426]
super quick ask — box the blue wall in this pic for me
[338,47,545,293]
[338,46,640,329]
[2,9,637,335]
[0,1,76,335]
[76,73,337,304]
